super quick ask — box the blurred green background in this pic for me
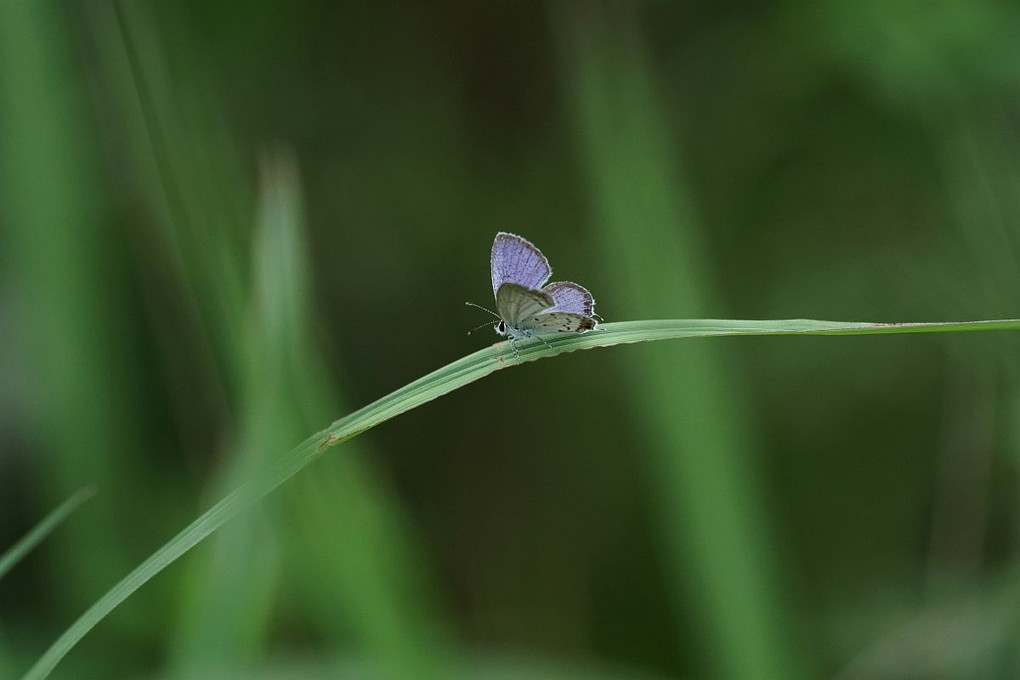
[3,1,1020,678]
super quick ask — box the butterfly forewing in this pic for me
[491,232,552,296]
[495,282,555,325]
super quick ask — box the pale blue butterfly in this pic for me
[468,232,598,356]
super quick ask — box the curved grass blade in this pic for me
[0,487,96,581]
[21,316,1020,680]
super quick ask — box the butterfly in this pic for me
[468,232,598,357]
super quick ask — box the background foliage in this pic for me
[3,1,1020,678]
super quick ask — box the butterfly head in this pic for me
[494,319,507,336]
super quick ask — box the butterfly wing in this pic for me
[542,281,595,317]
[495,282,554,326]
[526,312,596,333]
[491,232,552,297]
[489,234,598,339]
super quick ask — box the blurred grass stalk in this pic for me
[0,488,96,582]
[166,147,453,679]
[0,0,151,663]
[554,5,808,678]
[166,152,293,674]
[102,4,455,675]
[928,115,1020,675]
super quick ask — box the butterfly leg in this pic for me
[532,334,555,352]
[507,336,520,361]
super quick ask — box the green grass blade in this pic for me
[316,318,1020,449]
[0,487,96,582]
[20,316,1020,680]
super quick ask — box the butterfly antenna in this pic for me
[465,301,499,318]
[466,320,494,335]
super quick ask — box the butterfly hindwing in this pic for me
[542,281,595,317]
[491,232,552,296]
[523,312,596,333]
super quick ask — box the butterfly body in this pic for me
[484,232,598,356]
